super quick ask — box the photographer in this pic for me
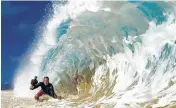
[30,76,57,100]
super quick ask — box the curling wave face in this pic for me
[14,1,176,108]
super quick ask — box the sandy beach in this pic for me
[1,90,36,108]
[2,89,176,108]
[1,90,64,108]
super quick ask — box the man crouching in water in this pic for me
[30,76,57,100]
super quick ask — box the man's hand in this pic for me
[30,85,35,90]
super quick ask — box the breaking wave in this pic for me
[14,1,176,108]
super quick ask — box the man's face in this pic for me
[44,78,49,85]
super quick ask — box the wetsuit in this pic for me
[31,82,57,98]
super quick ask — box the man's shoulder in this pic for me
[48,83,53,86]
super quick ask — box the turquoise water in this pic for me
[42,1,169,76]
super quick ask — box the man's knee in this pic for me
[35,90,45,100]
[34,95,39,100]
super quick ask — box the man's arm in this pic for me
[49,84,57,98]
[30,82,42,90]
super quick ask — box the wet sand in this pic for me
[1,90,176,108]
[1,90,36,108]
[1,90,62,108]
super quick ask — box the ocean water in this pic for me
[14,1,176,108]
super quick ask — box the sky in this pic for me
[1,1,52,89]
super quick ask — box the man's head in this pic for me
[43,76,49,85]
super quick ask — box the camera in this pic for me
[31,76,38,86]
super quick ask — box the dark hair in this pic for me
[44,76,49,80]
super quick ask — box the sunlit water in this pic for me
[14,1,176,108]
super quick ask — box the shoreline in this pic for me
[1,90,176,108]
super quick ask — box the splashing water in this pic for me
[14,1,176,108]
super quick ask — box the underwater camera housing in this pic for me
[31,76,38,86]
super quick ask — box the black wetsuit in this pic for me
[31,82,57,98]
